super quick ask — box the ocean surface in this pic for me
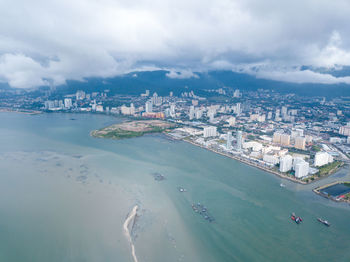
[0,112,350,262]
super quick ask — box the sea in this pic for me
[0,112,350,262]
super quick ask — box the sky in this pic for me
[1,0,350,88]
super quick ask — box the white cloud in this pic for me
[310,31,350,68]
[255,69,350,84]
[1,0,350,88]
[166,70,199,79]
[0,54,49,88]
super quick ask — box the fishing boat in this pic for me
[317,218,331,227]
[291,212,303,224]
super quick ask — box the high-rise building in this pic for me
[275,109,280,121]
[151,92,162,106]
[273,132,282,143]
[295,161,309,178]
[279,155,293,172]
[235,103,241,115]
[267,112,272,120]
[189,106,195,120]
[281,106,288,116]
[203,126,217,138]
[280,134,290,146]
[130,103,135,115]
[145,101,153,113]
[292,157,305,171]
[64,98,72,109]
[170,103,176,117]
[226,132,232,150]
[314,152,334,167]
[294,136,306,150]
[339,123,350,136]
[236,131,243,150]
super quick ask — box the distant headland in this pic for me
[90,119,175,140]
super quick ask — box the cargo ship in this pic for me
[317,218,330,227]
[291,213,303,224]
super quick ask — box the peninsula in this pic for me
[91,120,175,140]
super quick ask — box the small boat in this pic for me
[192,204,198,212]
[291,213,303,224]
[280,183,286,188]
[317,218,331,227]
[177,187,187,192]
[192,203,215,223]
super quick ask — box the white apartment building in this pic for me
[280,155,293,172]
[203,126,217,138]
[295,161,309,178]
[314,152,334,167]
[64,98,72,109]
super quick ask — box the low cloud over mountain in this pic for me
[1,0,350,88]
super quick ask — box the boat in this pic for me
[177,187,187,192]
[280,183,286,188]
[291,213,303,224]
[317,218,331,227]
[192,203,215,222]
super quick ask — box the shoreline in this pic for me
[179,136,307,184]
[123,205,139,262]
[0,108,42,115]
[164,132,344,185]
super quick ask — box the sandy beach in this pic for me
[123,205,139,262]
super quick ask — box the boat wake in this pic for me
[123,205,139,262]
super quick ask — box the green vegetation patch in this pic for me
[316,161,343,177]
[91,120,175,140]
[311,145,322,152]
[93,125,167,140]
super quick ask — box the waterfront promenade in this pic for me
[181,137,307,184]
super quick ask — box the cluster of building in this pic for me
[2,85,349,181]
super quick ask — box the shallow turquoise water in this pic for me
[0,112,350,262]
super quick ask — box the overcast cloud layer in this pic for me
[1,0,350,88]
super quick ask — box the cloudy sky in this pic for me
[1,0,350,88]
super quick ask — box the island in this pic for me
[91,120,175,140]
